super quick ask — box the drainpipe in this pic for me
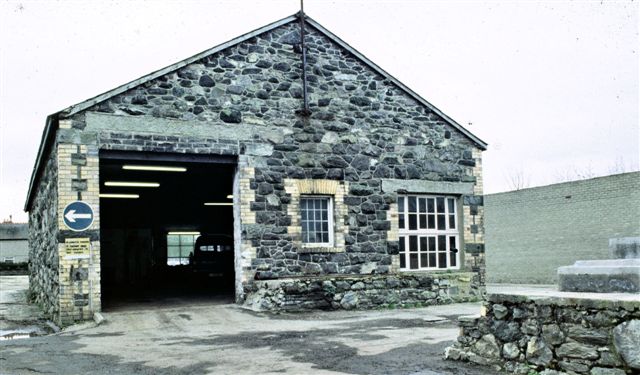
[297,6,311,116]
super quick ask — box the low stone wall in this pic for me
[445,293,640,374]
[242,272,482,311]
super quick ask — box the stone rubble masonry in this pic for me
[28,146,59,321]
[243,272,480,311]
[445,293,640,374]
[485,172,640,284]
[29,19,486,321]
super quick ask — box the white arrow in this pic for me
[65,210,92,223]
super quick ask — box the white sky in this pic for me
[0,0,638,222]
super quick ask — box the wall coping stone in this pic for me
[488,292,640,311]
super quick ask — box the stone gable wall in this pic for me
[76,21,484,278]
[44,19,485,318]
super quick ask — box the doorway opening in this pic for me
[98,151,236,310]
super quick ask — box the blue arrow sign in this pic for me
[63,201,94,232]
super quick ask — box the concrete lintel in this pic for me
[85,112,285,143]
[381,179,474,195]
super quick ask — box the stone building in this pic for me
[485,172,640,284]
[0,222,29,264]
[25,13,487,325]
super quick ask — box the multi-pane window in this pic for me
[300,196,333,246]
[167,233,199,266]
[398,195,459,270]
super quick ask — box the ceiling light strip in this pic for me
[104,181,160,187]
[204,202,234,206]
[122,165,187,172]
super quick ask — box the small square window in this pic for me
[166,233,199,266]
[300,196,334,246]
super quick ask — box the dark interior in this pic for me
[99,152,236,309]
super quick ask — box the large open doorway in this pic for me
[99,151,237,310]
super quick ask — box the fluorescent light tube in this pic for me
[168,231,201,235]
[105,181,160,187]
[99,194,139,199]
[204,202,233,206]
[226,195,234,199]
[122,165,187,172]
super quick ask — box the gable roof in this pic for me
[25,12,487,211]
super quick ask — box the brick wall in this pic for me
[485,172,640,284]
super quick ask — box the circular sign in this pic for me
[63,201,94,232]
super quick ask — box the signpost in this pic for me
[63,201,94,232]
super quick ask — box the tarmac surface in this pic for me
[0,276,51,340]
[0,276,502,375]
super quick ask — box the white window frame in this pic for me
[300,195,334,247]
[397,195,460,271]
[166,233,199,266]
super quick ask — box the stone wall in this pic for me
[243,272,481,311]
[32,17,486,320]
[28,147,60,320]
[485,172,640,284]
[445,293,640,374]
[80,21,484,281]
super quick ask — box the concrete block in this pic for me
[558,259,640,293]
[609,237,640,259]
